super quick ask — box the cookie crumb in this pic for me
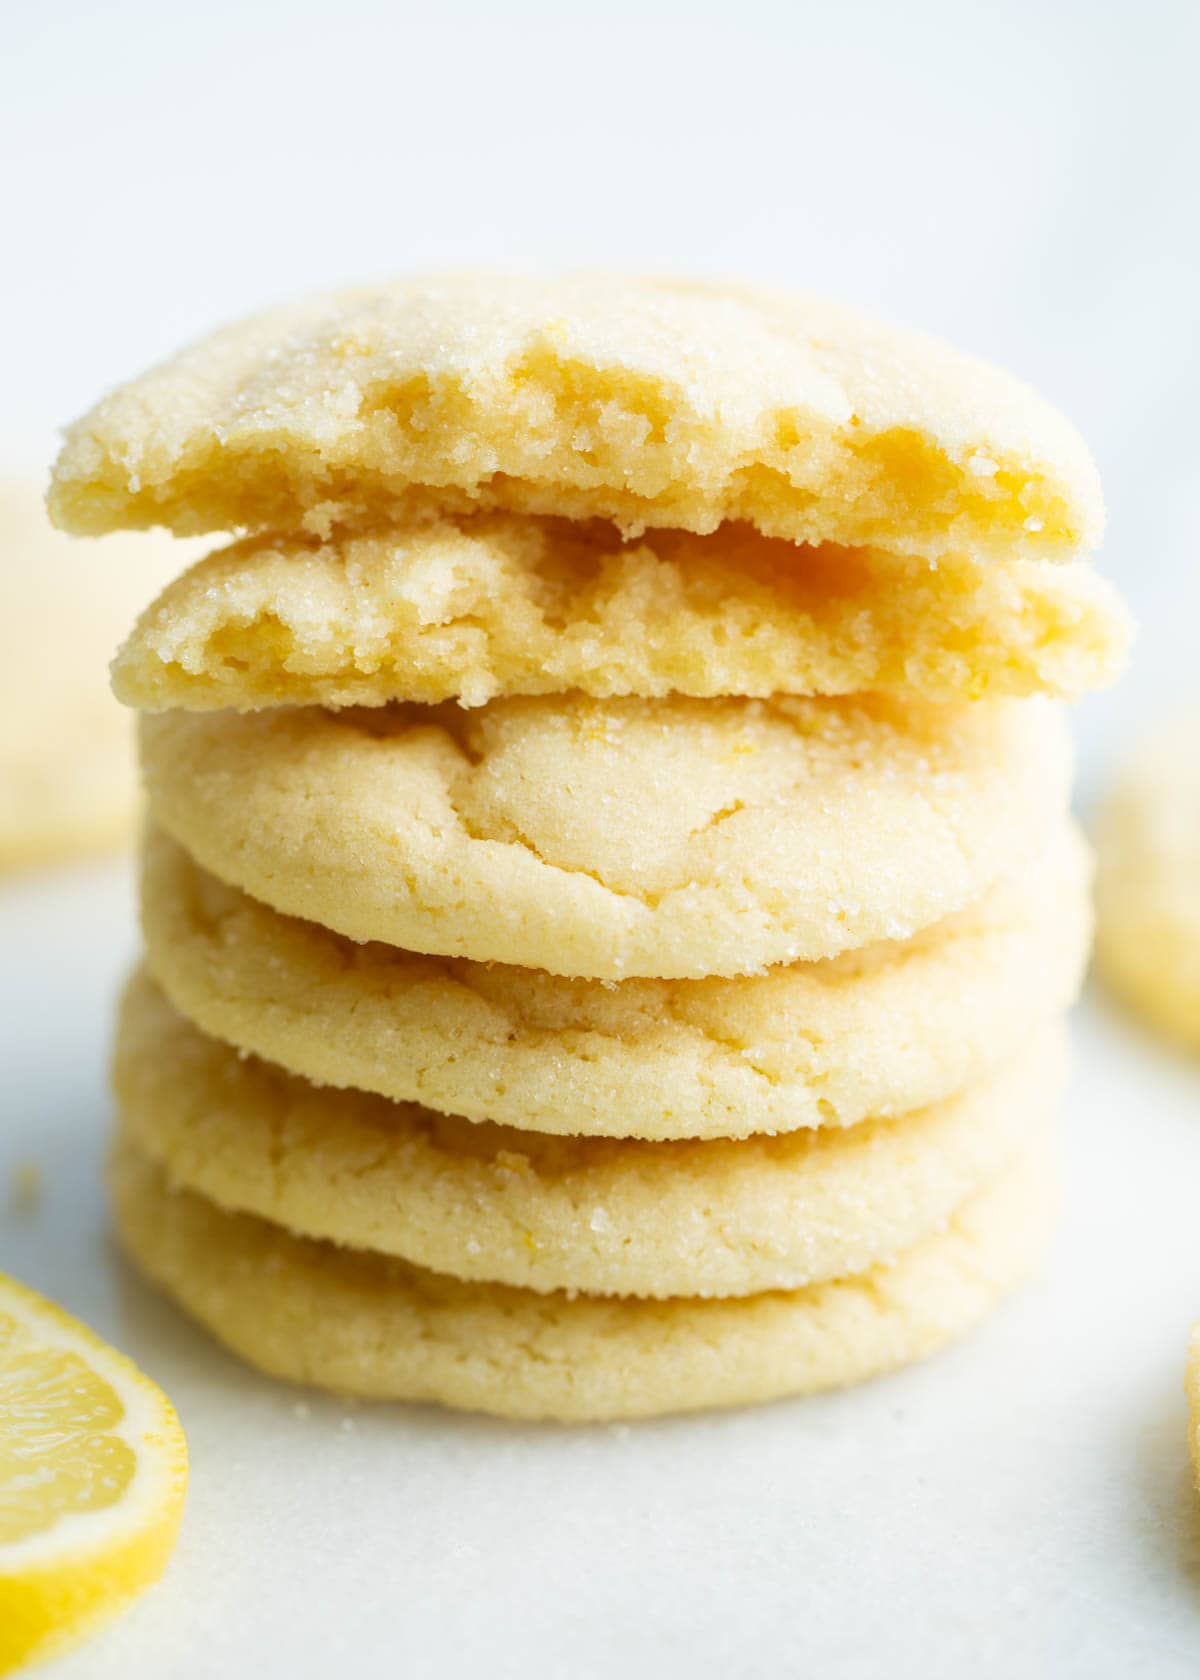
[10,1160,44,1215]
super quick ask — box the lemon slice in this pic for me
[0,1275,187,1673]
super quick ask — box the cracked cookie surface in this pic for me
[110,1134,1055,1422]
[114,969,1060,1299]
[140,824,1090,1139]
[50,274,1101,562]
[139,691,1072,979]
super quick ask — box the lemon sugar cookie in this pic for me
[112,515,1130,714]
[1187,1327,1200,1489]
[1095,712,1200,1051]
[0,480,188,869]
[114,969,1062,1300]
[139,691,1072,979]
[140,823,1091,1140]
[110,1137,1055,1423]
[50,275,1102,562]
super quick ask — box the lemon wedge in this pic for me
[0,1275,187,1673]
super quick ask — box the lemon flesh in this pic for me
[0,1276,187,1673]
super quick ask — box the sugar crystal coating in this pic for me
[114,968,1062,1299]
[140,823,1091,1139]
[50,275,1103,564]
[138,691,1072,979]
[111,1136,1056,1422]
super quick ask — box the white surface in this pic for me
[3,857,1200,1679]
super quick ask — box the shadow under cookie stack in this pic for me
[50,277,1130,1422]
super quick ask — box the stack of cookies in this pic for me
[49,277,1130,1422]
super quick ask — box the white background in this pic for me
[4,2,1200,1675]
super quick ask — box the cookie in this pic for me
[112,515,1130,714]
[1095,712,1200,1051]
[50,275,1101,562]
[1187,1327,1200,1489]
[139,692,1071,980]
[140,824,1090,1140]
[0,480,188,869]
[110,1136,1055,1422]
[114,969,1061,1299]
